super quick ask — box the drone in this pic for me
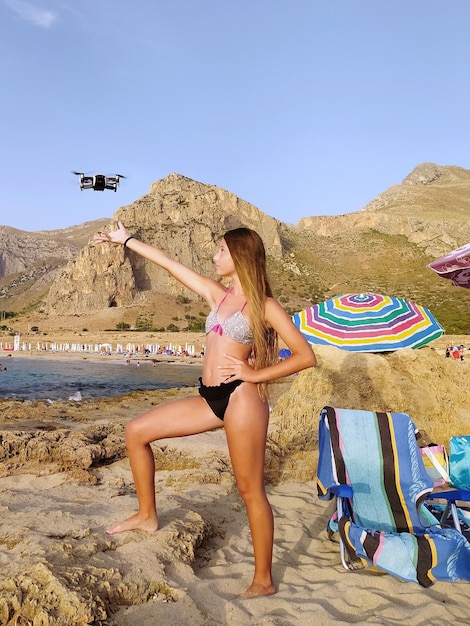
[73,171,125,192]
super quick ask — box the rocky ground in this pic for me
[0,339,469,625]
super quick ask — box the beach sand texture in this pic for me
[0,339,469,625]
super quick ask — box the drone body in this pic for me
[73,172,125,192]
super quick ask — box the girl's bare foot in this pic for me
[240,582,277,599]
[106,513,158,535]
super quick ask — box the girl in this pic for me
[93,221,317,598]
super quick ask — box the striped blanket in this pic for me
[317,406,470,586]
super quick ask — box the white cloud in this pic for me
[3,0,58,28]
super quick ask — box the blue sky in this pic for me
[1,0,470,232]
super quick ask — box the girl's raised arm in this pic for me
[93,221,216,301]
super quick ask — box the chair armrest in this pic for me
[427,489,470,502]
[330,484,354,498]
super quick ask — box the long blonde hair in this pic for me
[224,227,278,398]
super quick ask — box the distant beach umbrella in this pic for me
[428,243,470,289]
[292,293,444,353]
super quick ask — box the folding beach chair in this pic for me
[424,436,470,538]
[317,406,470,587]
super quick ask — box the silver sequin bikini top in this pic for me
[205,288,253,345]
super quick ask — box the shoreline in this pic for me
[0,330,207,361]
[1,350,204,366]
[1,332,468,360]
[0,330,207,364]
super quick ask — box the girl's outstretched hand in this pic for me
[93,220,130,246]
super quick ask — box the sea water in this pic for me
[0,358,202,401]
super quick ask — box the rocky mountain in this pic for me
[0,219,110,311]
[299,162,470,258]
[1,164,469,334]
[45,173,282,317]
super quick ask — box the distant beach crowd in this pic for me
[0,336,202,359]
[445,343,466,361]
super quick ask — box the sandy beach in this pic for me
[0,335,469,625]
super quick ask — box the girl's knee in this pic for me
[236,479,266,504]
[124,411,167,446]
[124,418,151,445]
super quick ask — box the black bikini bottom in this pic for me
[198,377,242,421]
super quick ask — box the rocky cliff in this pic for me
[0,220,110,310]
[0,221,111,279]
[45,173,282,315]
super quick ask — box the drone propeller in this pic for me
[116,174,126,179]
[72,171,84,176]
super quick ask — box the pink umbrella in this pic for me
[428,243,470,289]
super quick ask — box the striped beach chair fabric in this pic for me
[317,406,470,587]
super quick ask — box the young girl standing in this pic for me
[94,221,317,598]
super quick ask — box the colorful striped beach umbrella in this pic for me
[428,243,470,289]
[292,293,444,353]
